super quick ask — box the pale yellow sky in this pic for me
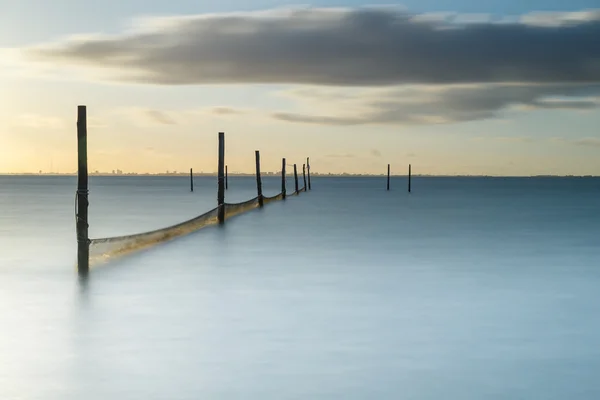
[1,5,600,176]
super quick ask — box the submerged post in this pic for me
[225,165,229,190]
[408,164,412,193]
[217,132,225,224]
[302,164,307,191]
[281,158,287,199]
[190,168,194,192]
[255,150,263,207]
[307,157,311,190]
[76,105,89,277]
[294,164,299,193]
[387,164,391,191]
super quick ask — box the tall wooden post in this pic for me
[281,158,286,199]
[76,105,89,276]
[408,164,412,193]
[302,164,307,191]
[387,164,391,191]
[225,165,228,190]
[217,132,225,224]
[190,168,194,192]
[255,150,263,207]
[307,157,311,190]
[294,164,299,193]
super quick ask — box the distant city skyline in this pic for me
[3,170,598,178]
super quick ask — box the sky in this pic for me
[1,0,599,176]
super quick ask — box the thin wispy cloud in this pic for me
[145,109,177,125]
[324,153,357,159]
[565,137,600,148]
[11,114,64,130]
[472,136,536,143]
[210,107,244,115]
[116,106,248,126]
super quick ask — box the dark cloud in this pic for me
[270,83,600,126]
[21,7,600,86]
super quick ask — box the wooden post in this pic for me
[281,158,286,199]
[225,165,228,190]
[387,164,390,191]
[302,164,307,191]
[307,157,311,190]
[217,132,225,224]
[76,105,89,277]
[190,168,194,192]
[408,164,412,193]
[294,164,299,193]
[255,150,263,207]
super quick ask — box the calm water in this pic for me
[1,175,600,399]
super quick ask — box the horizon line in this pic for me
[1,173,599,178]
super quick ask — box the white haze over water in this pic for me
[1,176,600,399]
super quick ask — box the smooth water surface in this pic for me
[1,176,600,399]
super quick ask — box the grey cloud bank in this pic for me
[21,7,600,86]
[270,83,600,126]
[16,7,600,126]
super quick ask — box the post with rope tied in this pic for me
[76,105,90,276]
[307,157,311,190]
[190,168,194,192]
[225,165,229,190]
[217,132,225,224]
[387,164,391,191]
[293,164,299,194]
[281,158,287,200]
[408,164,412,193]
[255,150,263,207]
[302,164,307,191]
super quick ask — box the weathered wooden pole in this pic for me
[307,157,311,190]
[408,164,412,193]
[190,168,194,192]
[302,164,307,191]
[387,164,391,191]
[225,165,228,190]
[293,164,299,193]
[255,150,263,207]
[76,105,89,277]
[281,158,287,199]
[217,132,225,224]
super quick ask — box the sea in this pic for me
[1,175,599,400]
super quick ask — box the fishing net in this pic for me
[89,207,219,264]
[263,192,284,205]
[86,169,312,266]
[87,191,298,265]
[223,197,260,219]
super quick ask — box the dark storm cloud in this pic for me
[20,7,600,86]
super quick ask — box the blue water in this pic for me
[1,176,600,399]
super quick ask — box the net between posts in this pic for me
[88,189,298,265]
[263,192,284,205]
[89,207,219,264]
[224,197,259,219]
